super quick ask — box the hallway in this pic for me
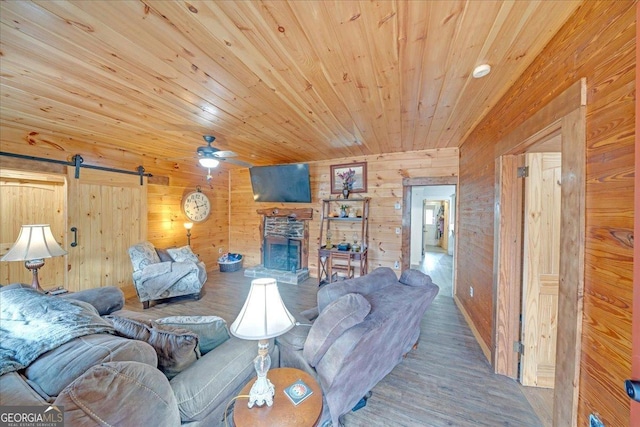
[413,245,453,296]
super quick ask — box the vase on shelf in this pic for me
[342,182,350,199]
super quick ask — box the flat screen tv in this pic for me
[249,163,312,203]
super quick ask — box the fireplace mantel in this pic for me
[256,207,313,220]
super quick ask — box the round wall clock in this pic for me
[182,187,211,222]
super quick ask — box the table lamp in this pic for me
[230,278,296,408]
[1,224,68,292]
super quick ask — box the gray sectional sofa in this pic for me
[277,267,439,427]
[0,284,276,426]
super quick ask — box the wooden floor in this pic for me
[123,269,546,427]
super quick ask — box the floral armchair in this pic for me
[128,242,207,309]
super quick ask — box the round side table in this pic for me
[233,367,322,427]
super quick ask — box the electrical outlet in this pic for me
[470,286,474,297]
[395,227,401,235]
[394,261,400,269]
[589,414,604,427]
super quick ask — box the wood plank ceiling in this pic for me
[0,1,582,168]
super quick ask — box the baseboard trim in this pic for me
[453,295,491,363]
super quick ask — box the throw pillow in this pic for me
[156,247,174,263]
[105,316,200,379]
[303,293,371,367]
[149,323,201,379]
[167,246,199,263]
[154,316,229,355]
[128,242,161,272]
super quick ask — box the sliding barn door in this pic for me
[0,170,66,288]
[67,168,146,292]
[520,152,562,388]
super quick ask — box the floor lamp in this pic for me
[1,224,68,292]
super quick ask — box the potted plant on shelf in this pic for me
[339,204,349,218]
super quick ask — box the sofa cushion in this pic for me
[24,334,157,398]
[303,293,371,367]
[55,361,180,426]
[167,245,199,263]
[154,316,229,355]
[128,241,161,272]
[399,269,434,287]
[105,316,200,379]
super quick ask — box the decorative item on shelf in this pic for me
[1,224,67,292]
[230,278,296,408]
[348,208,357,218]
[342,182,351,199]
[325,229,333,249]
[339,205,348,218]
[184,222,193,246]
[337,236,351,251]
[352,233,360,252]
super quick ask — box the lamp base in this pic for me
[24,259,45,292]
[247,375,275,408]
[247,339,274,408]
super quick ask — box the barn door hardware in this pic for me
[70,227,78,247]
[0,152,152,185]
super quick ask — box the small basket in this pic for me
[218,253,243,272]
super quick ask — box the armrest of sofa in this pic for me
[60,286,125,315]
[318,267,397,311]
[169,337,278,424]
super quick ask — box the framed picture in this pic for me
[330,162,367,194]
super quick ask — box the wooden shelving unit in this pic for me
[317,197,370,285]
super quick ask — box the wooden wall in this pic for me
[229,148,458,277]
[0,170,67,286]
[0,134,230,289]
[456,1,635,426]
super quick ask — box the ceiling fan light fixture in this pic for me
[199,157,220,168]
[472,64,491,79]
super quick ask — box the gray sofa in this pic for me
[277,267,439,426]
[0,284,277,426]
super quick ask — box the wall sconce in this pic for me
[184,222,193,246]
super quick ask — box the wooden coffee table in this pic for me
[233,367,323,427]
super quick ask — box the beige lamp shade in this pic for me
[1,224,67,262]
[230,278,296,340]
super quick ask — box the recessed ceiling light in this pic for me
[472,64,491,79]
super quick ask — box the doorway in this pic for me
[493,80,586,426]
[405,182,457,297]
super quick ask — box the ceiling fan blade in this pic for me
[219,158,253,168]
[212,150,237,158]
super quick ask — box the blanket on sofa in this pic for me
[0,288,115,375]
[137,261,198,299]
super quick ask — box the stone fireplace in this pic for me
[244,207,313,285]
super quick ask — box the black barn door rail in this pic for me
[0,152,151,185]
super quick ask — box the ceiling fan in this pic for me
[197,135,252,168]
